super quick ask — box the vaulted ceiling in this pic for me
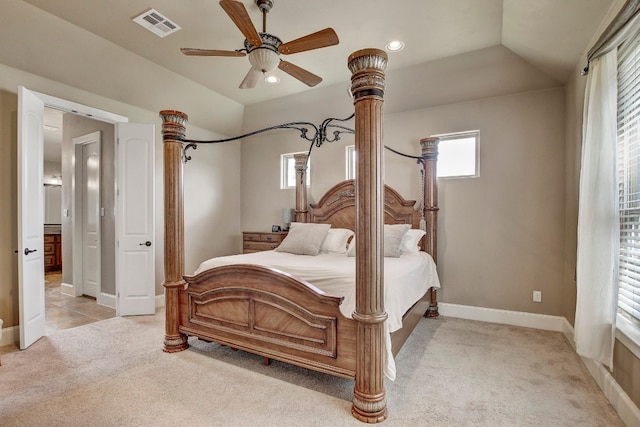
[20,0,616,106]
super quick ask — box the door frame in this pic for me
[19,87,160,348]
[22,88,128,301]
[71,132,102,303]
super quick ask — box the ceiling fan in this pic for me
[181,0,339,89]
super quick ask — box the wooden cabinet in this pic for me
[242,232,287,254]
[44,234,62,272]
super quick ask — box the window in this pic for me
[346,145,356,180]
[280,152,310,189]
[434,131,479,178]
[617,32,640,328]
[345,131,479,180]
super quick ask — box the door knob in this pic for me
[139,241,152,247]
[24,248,37,255]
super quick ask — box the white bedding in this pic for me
[195,250,440,380]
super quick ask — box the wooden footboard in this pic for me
[179,264,357,379]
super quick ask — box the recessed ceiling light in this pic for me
[265,75,280,84]
[385,40,405,52]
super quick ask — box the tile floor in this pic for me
[0,271,116,358]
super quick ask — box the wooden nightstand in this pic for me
[242,231,287,254]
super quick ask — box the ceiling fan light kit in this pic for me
[246,33,282,73]
[181,0,339,89]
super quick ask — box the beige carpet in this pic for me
[0,310,624,426]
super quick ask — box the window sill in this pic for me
[616,313,640,360]
[281,186,310,190]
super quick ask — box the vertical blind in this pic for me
[617,31,640,322]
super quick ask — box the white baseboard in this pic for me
[439,302,566,331]
[98,292,116,309]
[0,325,18,347]
[60,282,74,296]
[561,317,576,348]
[440,303,640,427]
[94,292,164,310]
[155,293,165,309]
[581,354,640,427]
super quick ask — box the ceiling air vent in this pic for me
[133,9,181,38]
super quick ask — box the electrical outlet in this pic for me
[533,291,542,303]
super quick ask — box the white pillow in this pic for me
[320,228,354,254]
[400,229,426,254]
[346,224,411,258]
[384,224,411,257]
[347,237,356,257]
[276,223,331,255]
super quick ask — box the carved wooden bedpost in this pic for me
[294,153,309,223]
[421,137,440,318]
[348,48,389,423]
[159,110,189,353]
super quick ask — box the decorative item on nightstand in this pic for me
[281,208,294,231]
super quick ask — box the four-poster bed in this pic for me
[160,49,439,423]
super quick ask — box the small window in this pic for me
[346,145,356,180]
[346,132,479,180]
[434,131,479,179]
[281,152,310,189]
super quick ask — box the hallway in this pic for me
[44,271,116,333]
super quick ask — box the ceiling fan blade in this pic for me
[239,67,262,89]
[181,48,246,57]
[219,0,262,47]
[279,28,339,55]
[278,60,322,87]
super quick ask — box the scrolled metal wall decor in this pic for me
[181,113,356,163]
[178,110,433,222]
[179,112,431,177]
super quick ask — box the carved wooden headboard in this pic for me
[308,179,425,248]
[294,139,438,263]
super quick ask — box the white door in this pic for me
[116,123,155,316]
[82,141,101,298]
[18,86,46,349]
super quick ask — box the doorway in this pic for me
[19,87,156,349]
[74,133,101,300]
[42,108,114,333]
